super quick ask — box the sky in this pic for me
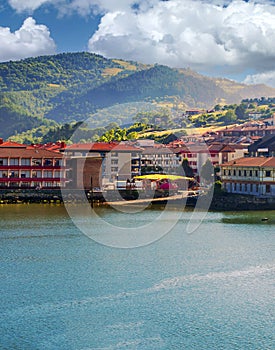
[1,0,275,87]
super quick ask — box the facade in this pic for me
[221,157,275,197]
[0,140,65,189]
[63,142,142,189]
[141,147,179,174]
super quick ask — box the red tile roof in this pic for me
[65,142,142,152]
[0,141,30,148]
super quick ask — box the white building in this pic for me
[221,157,275,197]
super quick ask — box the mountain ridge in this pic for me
[1,52,275,139]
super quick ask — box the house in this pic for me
[0,140,65,189]
[221,157,275,197]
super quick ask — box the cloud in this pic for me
[0,17,56,62]
[8,0,54,12]
[7,0,136,14]
[244,71,275,87]
[87,0,275,86]
[6,0,275,86]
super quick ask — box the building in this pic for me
[0,140,65,189]
[247,135,275,157]
[141,146,179,174]
[221,157,275,197]
[63,142,142,189]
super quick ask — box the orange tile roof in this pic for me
[222,157,275,167]
[0,147,63,158]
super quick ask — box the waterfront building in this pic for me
[0,140,66,189]
[221,157,275,197]
[63,142,142,189]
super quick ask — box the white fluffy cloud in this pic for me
[0,17,56,62]
[87,0,275,86]
[6,0,275,86]
[244,71,275,87]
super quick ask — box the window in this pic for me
[10,158,19,166]
[111,167,118,172]
[255,170,258,177]
[244,170,247,177]
[32,159,42,166]
[10,171,19,178]
[233,170,236,176]
[32,171,42,178]
[44,159,53,166]
[111,159,118,165]
[0,158,8,166]
[249,170,252,177]
[21,171,30,178]
[21,158,31,166]
[266,184,271,193]
[239,170,241,176]
[265,170,271,177]
[44,171,53,178]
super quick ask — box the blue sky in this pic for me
[1,0,275,87]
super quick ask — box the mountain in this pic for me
[1,51,275,139]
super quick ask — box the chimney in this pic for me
[0,138,3,145]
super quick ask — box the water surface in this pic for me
[0,204,274,349]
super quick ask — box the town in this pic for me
[0,111,274,208]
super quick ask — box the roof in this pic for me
[221,157,275,167]
[0,147,63,158]
[0,141,29,148]
[64,142,143,152]
[248,134,275,152]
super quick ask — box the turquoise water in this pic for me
[0,204,274,349]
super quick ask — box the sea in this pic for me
[0,204,274,350]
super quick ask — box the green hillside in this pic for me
[1,52,275,139]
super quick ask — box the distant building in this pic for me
[221,157,275,197]
[248,135,275,157]
[0,140,65,189]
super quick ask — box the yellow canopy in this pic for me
[134,174,194,181]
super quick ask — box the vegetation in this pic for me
[1,52,275,140]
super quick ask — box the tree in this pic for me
[200,159,214,184]
[222,110,237,124]
[235,104,246,119]
[179,158,194,178]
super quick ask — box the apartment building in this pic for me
[63,142,142,189]
[0,140,65,188]
[221,157,275,197]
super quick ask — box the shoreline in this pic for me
[0,188,275,211]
